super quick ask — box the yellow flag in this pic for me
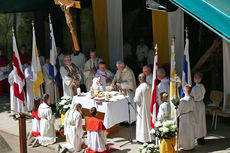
[31,24,44,96]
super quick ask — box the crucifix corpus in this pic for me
[54,0,81,51]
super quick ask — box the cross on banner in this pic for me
[54,0,81,51]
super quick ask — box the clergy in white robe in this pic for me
[0,49,10,96]
[134,73,152,143]
[61,103,84,152]
[86,107,107,153]
[83,51,103,91]
[71,48,86,71]
[157,92,171,121]
[60,56,81,97]
[42,59,59,105]
[8,70,27,117]
[157,68,170,106]
[142,65,152,85]
[24,64,35,111]
[136,39,149,64]
[177,85,195,151]
[191,72,206,143]
[92,77,105,92]
[94,62,114,88]
[112,61,136,98]
[37,94,56,146]
[57,47,64,66]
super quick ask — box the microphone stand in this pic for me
[119,89,142,147]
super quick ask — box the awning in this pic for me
[169,0,230,43]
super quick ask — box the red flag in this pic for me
[12,32,25,103]
[150,46,158,128]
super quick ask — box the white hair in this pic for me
[116,60,125,67]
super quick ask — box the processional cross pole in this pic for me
[54,0,81,51]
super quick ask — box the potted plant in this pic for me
[150,120,178,153]
[56,96,72,124]
[139,143,159,153]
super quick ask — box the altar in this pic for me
[72,92,136,136]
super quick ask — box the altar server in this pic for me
[31,98,41,137]
[177,84,195,151]
[86,107,107,153]
[59,103,84,152]
[142,65,152,85]
[60,56,81,97]
[157,68,169,106]
[8,70,27,120]
[191,72,206,145]
[134,73,152,143]
[95,61,114,87]
[112,60,136,97]
[71,47,86,71]
[33,94,56,147]
[24,60,35,111]
[157,92,171,121]
[42,58,59,105]
[84,51,103,91]
[0,49,10,96]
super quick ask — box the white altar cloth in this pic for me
[72,92,136,129]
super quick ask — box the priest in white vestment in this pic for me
[60,103,84,152]
[191,72,206,144]
[157,68,170,106]
[83,51,103,91]
[142,65,152,85]
[71,47,86,71]
[35,94,56,147]
[24,62,35,111]
[42,58,59,105]
[94,61,114,88]
[86,107,107,153]
[112,61,136,99]
[9,70,27,120]
[134,73,152,143]
[60,56,81,97]
[177,84,195,151]
[157,92,171,121]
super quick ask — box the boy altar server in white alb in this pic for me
[191,72,206,145]
[134,73,152,143]
[177,84,195,151]
[33,94,56,147]
[42,58,59,105]
[84,51,103,91]
[157,68,169,106]
[157,92,171,121]
[59,103,84,152]
[24,61,35,111]
[8,70,27,120]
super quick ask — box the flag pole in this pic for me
[185,26,188,38]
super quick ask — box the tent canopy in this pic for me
[169,0,230,43]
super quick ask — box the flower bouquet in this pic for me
[139,143,159,153]
[150,120,178,153]
[56,96,72,124]
[171,98,180,109]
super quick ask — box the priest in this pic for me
[94,61,114,88]
[0,49,10,96]
[134,73,152,143]
[142,65,152,85]
[86,107,107,153]
[60,56,81,97]
[177,84,195,151]
[83,51,103,91]
[24,60,35,111]
[112,60,136,98]
[42,58,59,105]
[157,68,169,106]
[71,47,86,71]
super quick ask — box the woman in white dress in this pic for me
[32,94,56,147]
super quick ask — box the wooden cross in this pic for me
[54,0,81,51]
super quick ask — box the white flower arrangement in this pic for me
[139,143,159,153]
[56,96,72,114]
[151,120,178,139]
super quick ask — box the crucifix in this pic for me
[54,0,81,51]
